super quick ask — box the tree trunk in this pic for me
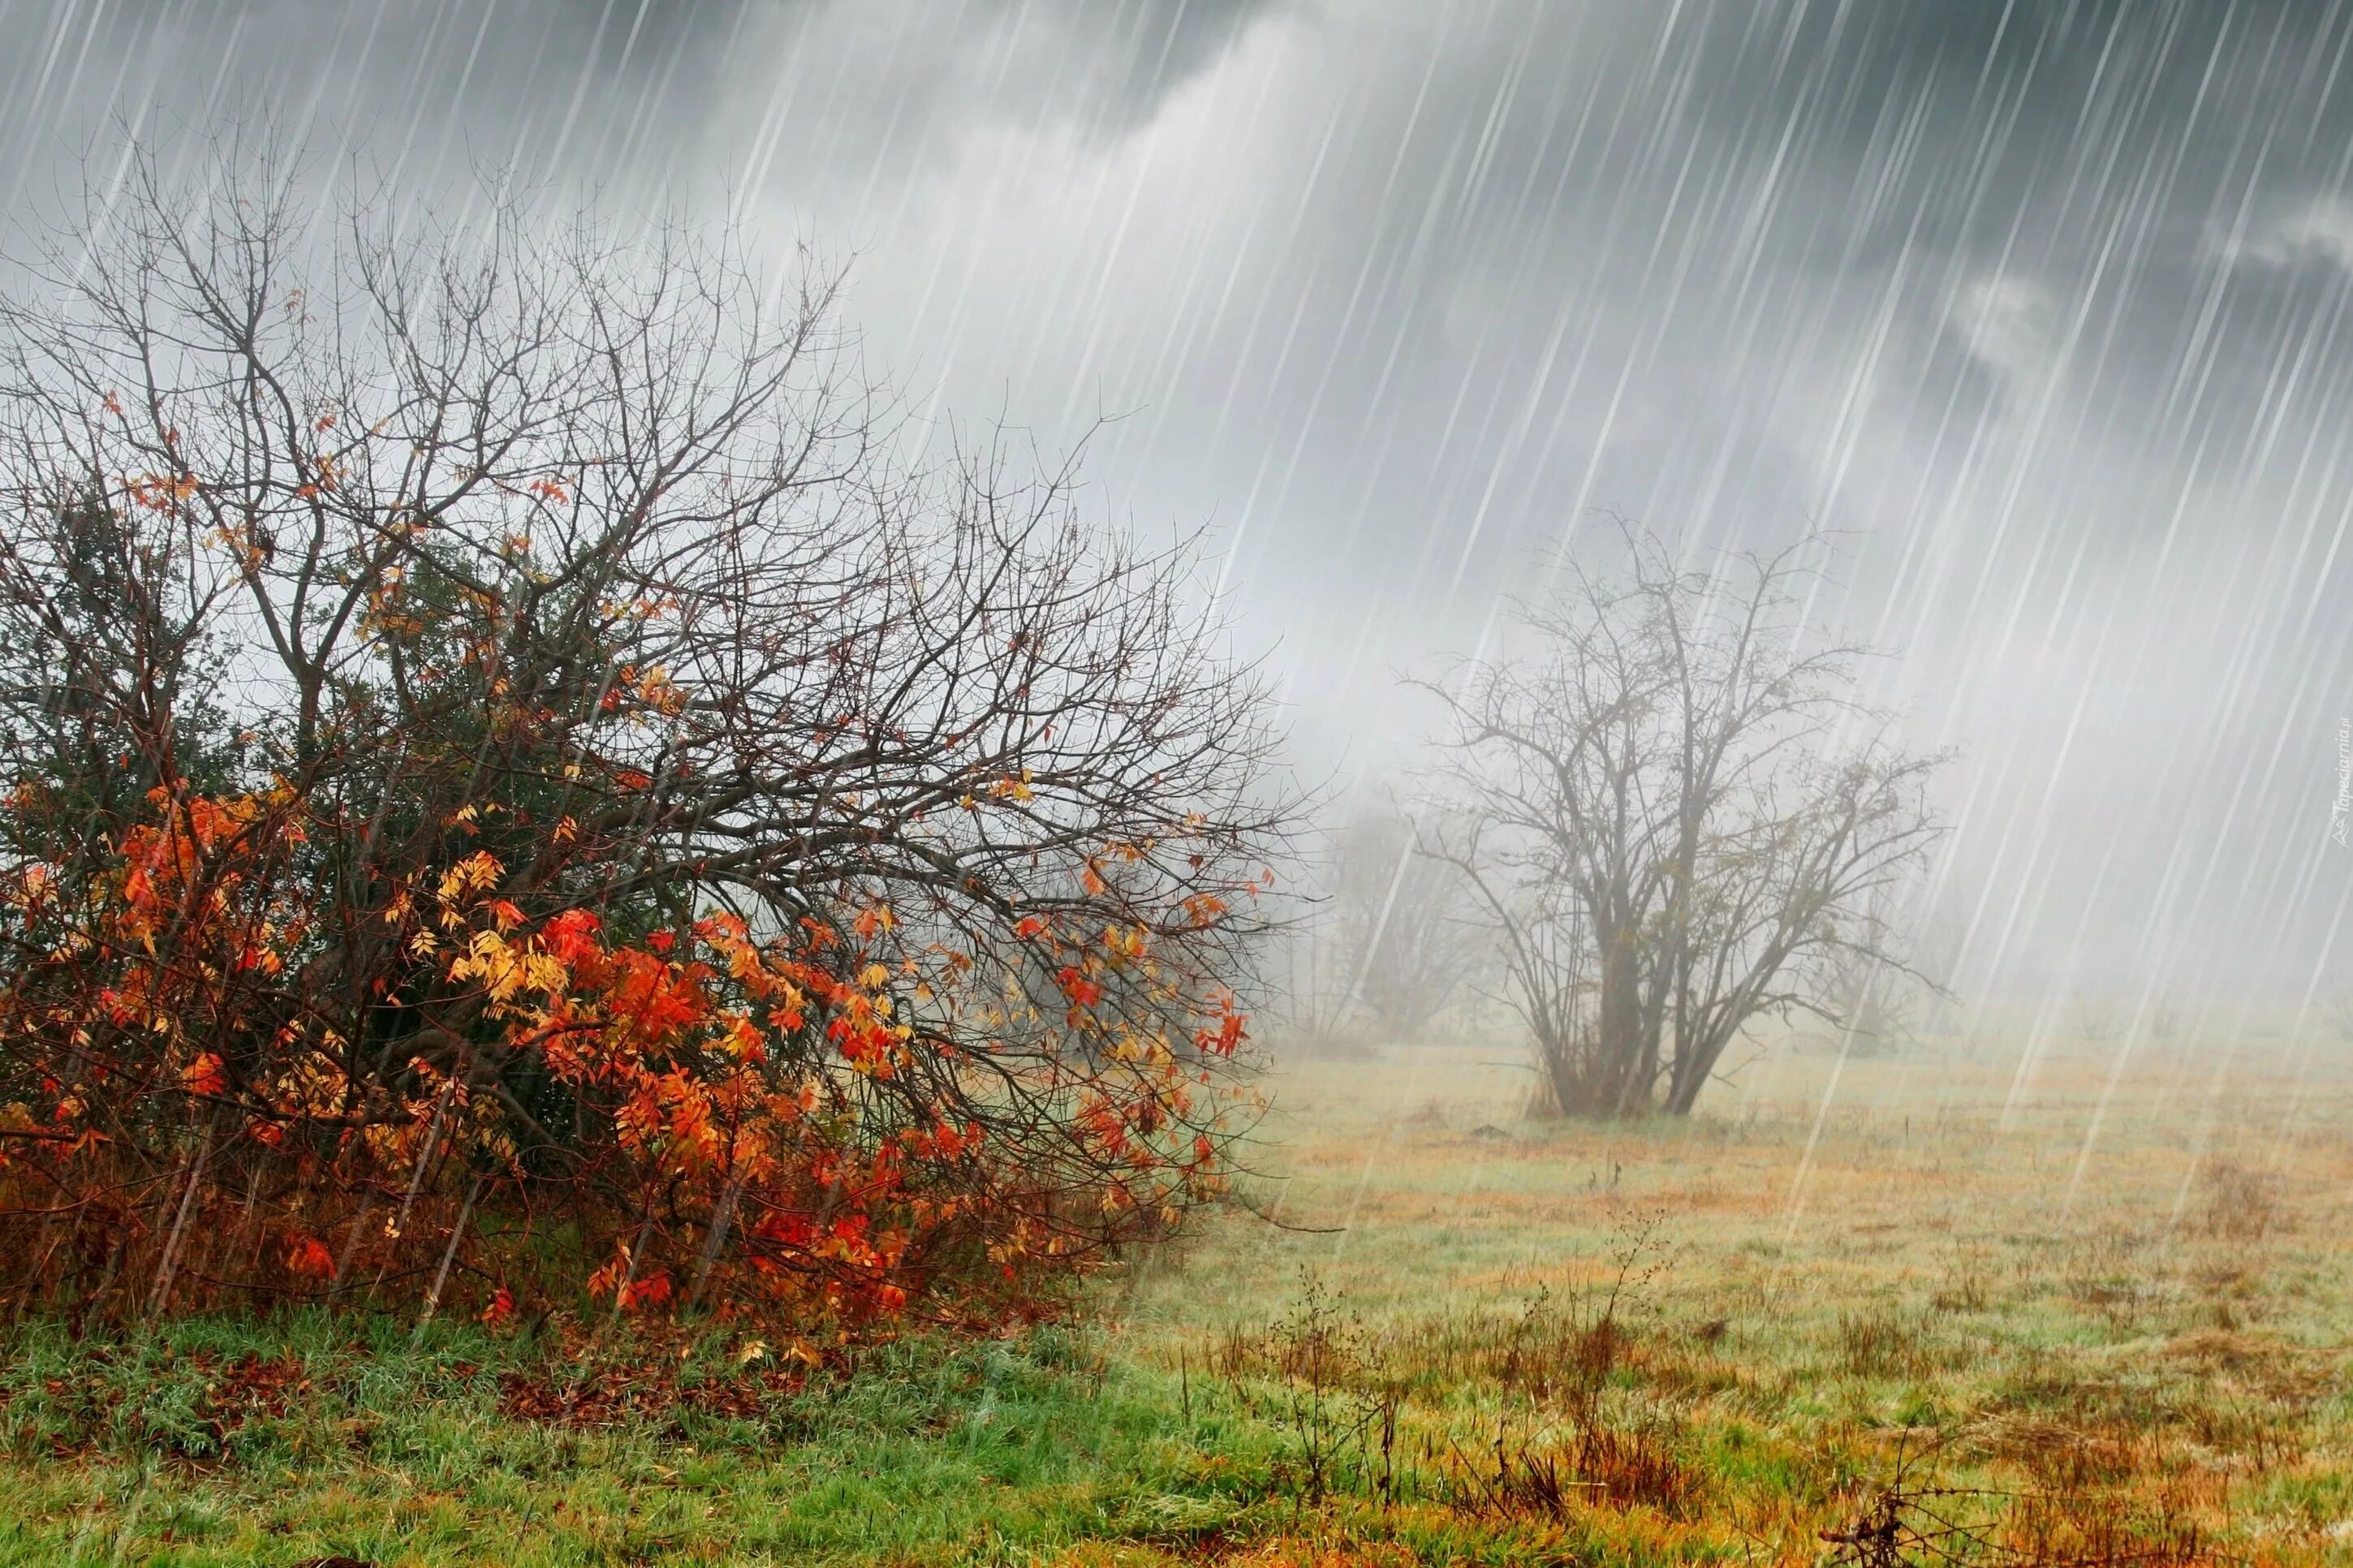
[1595,937,1650,1117]
[1662,1024,1729,1115]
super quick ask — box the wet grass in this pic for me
[6,1032,2352,1564]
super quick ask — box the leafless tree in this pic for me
[1281,799,1484,1048]
[1413,808,1590,1095]
[2071,997,2124,1045]
[1818,948,1912,1058]
[1811,886,1961,1056]
[1908,904,1969,1036]
[1417,524,1946,1118]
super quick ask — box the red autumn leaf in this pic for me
[284,1234,336,1280]
[1055,966,1102,1010]
[618,1268,673,1312]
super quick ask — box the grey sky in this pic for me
[4,0,2351,1010]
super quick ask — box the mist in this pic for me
[9,13,2353,1562]
[7,0,2349,1017]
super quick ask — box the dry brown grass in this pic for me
[1130,1026,2353,1564]
[2194,1158,2289,1243]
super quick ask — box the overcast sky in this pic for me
[6,0,2353,1013]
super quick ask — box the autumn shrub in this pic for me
[0,144,1295,1331]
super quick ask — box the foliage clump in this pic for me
[0,144,1293,1329]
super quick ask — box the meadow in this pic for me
[2,1027,2348,1566]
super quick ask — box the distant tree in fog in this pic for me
[1417,523,1947,1117]
[1810,887,1961,1055]
[2329,992,2353,1042]
[1282,800,1483,1045]
[1819,937,1913,1056]
[2071,997,2123,1045]
[1910,907,1968,1036]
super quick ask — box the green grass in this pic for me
[7,1035,2353,1564]
[0,1313,1298,1566]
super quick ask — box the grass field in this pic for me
[5,1030,2351,1566]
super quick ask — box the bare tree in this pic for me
[1282,799,1484,1048]
[1817,946,1912,1058]
[1418,524,1946,1118]
[1415,808,1590,1098]
[1811,885,1961,1056]
[1909,903,1969,1036]
[2071,997,2123,1045]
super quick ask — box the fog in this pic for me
[6,0,2351,1015]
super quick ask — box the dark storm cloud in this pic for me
[0,0,2347,1001]
[1611,0,2353,469]
[0,1,1273,209]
